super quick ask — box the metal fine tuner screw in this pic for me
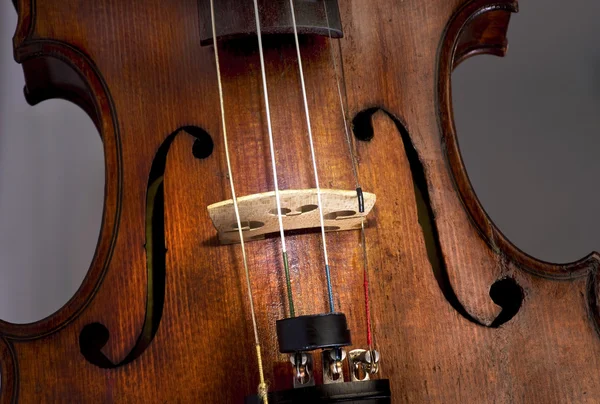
[322,348,347,384]
[349,349,380,382]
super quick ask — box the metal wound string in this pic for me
[323,2,375,349]
[289,0,335,313]
[209,1,268,400]
[252,0,296,318]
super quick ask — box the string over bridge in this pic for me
[207,189,376,244]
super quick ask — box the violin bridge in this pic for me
[207,189,376,245]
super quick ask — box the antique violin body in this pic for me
[2,0,600,402]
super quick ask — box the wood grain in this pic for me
[2,0,600,402]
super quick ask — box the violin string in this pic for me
[209,1,268,401]
[323,2,375,350]
[288,0,335,313]
[323,6,359,190]
[361,220,374,350]
[252,0,296,318]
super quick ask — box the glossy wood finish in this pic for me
[3,0,600,402]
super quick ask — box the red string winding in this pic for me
[364,268,373,348]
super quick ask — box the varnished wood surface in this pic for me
[2,0,600,402]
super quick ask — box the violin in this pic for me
[2,0,599,402]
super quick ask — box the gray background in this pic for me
[0,1,598,323]
[0,2,103,323]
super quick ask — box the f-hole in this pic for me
[353,108,523,328]
[79,126,212,368]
